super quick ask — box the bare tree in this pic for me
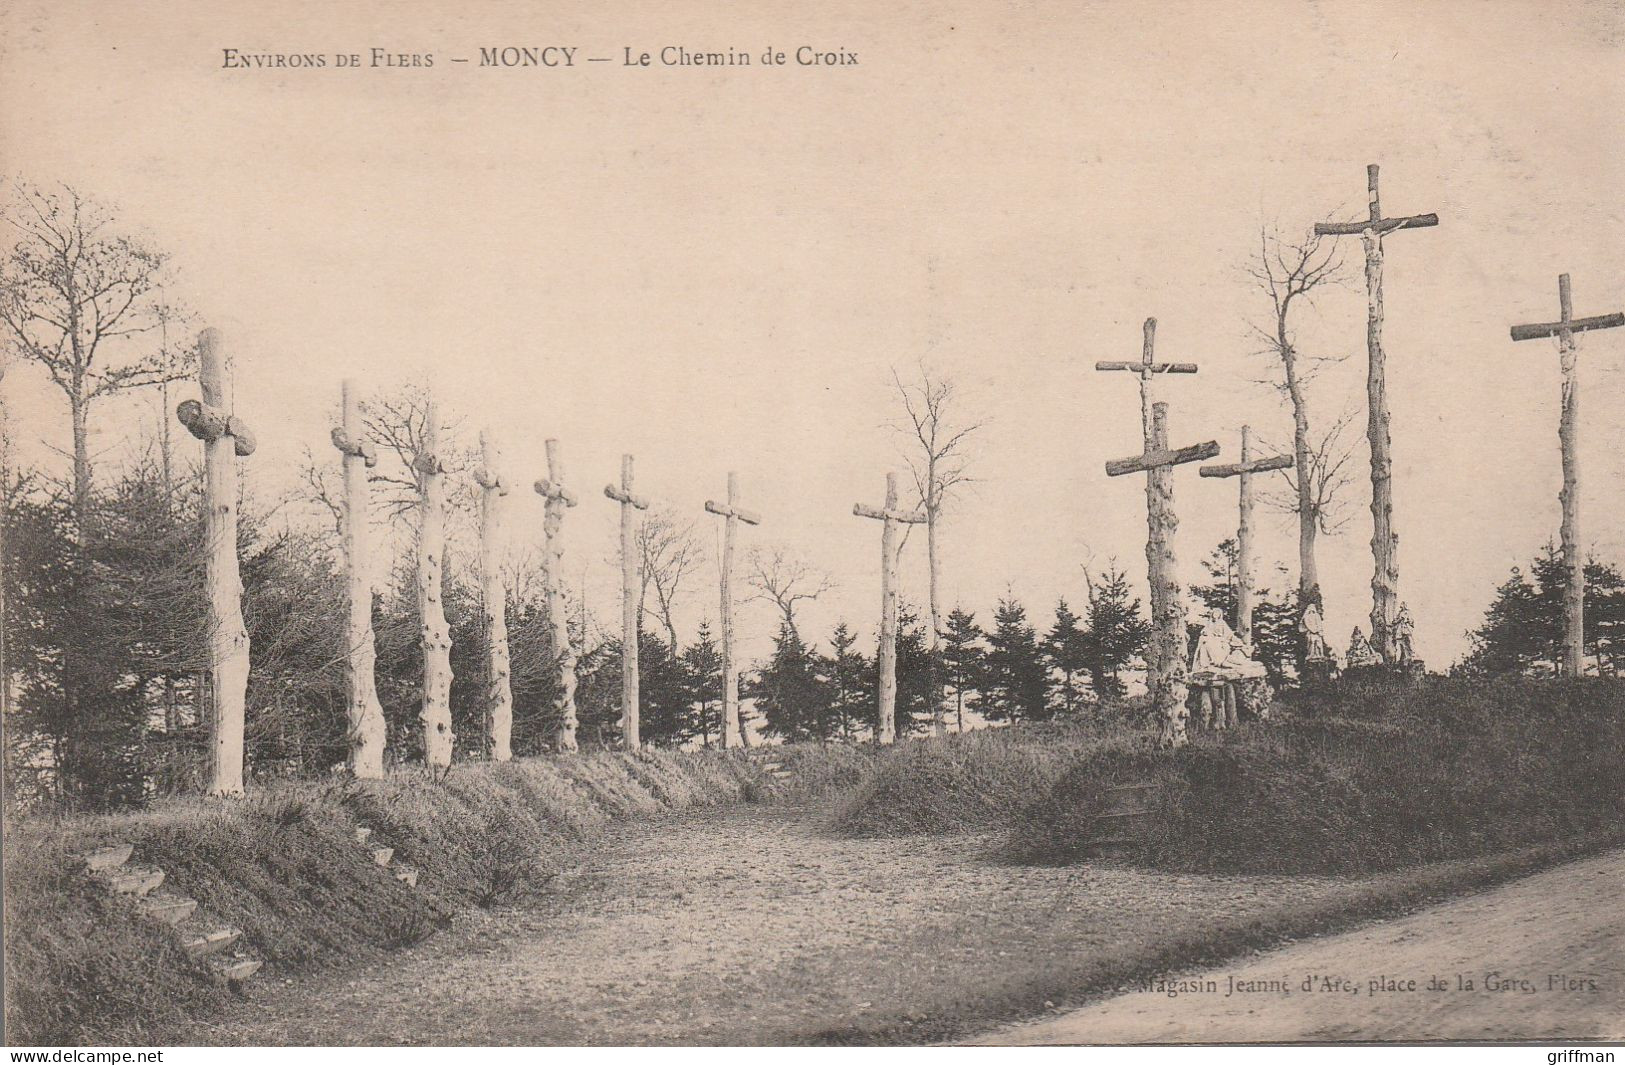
[1247,225,1353,618]
[744,542,834,638]
[633,505,699,651]
[890,360,984,733]
[0,182,189,534]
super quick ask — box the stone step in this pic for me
[394,865,419,888]
[370,846,394,867]
[769,770,792,779]
[354,826,373,844]
[761,762,784,772]
[1086,837,1144,858]
[103,867,165,897]
[1093,809,1154,824]
[78,843,134,872]
[182,927,243,958]
[213,955,262,983]
[138,894,198,925]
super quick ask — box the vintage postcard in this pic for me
[1,0,1621,1053]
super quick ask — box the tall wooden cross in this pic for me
[473,430,513,762]
[604,454,650,750]
[1199,425,1294,649]
[1510,274,1624,678]
[1106,402,1217,749]
[534,439,581,752]
[1315,164,1438,665]
[176,328,256,797]
[854,472,926,745]
[329,379,385,779]
[1095,317,1199,694]
[704,472,762,749]
[412,395,455,768]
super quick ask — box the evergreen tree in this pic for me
[633,629,691,746]
[1190,539,1241,628]
[752,620,829,741]
[982,596,1048,723]
[1459,543,1625,676]
[1082,564,1150,700]
[823,621,871,741]
[1044,598,1089,716]
[894,606,933,738]
[681,621,723,747]
[941,606,985,732]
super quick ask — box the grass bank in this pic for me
[828,678,1625,874]
[3,748,761,1044]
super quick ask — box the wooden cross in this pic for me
[412,394,455,768]
[1510,273,1624,678]
[1095,317,1199,443]
[1200,425,1294,649]
[1096,318,1199,692]
[329,379,385,779]
[854,472,925,745]
[473,430,513,762]
[176,328,256,797]
[534,439,581,752]
[704,472,762,749]
[1315,164,1438,665]
[604,453,651,750]
[1106,402,1216,749]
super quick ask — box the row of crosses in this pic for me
[174,162,1619,791]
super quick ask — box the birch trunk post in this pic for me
[1105,403,1217,749]
[854,472,925,745]
[412,396,455,768]
[1315,165,1438,665]
[1200,425,1294,650]
[1510,274,1624,677]
[704,472,762,748]
[329,379,385,777]
[534,439,581,751]
[604,454,650,750]
[1095,318,1198,701]
[175,328,256,796]
[474,430,512,761]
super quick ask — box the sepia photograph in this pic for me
[0,0,1621,1053]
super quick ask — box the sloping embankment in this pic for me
[3,748,763,1044]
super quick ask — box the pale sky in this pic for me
[3,0,1623,668]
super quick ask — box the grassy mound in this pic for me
[1008,677,1625,873]
[3,749,758,1044]
[829,722,1157,836]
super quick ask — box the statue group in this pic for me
[1186,605,1271,728]
[1300,599,1421,687]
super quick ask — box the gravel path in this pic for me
[204,804,1618,1045]
[972,848,1625,1044]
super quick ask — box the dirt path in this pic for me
[201,804,1620,1046]
[972,848,1625,1044]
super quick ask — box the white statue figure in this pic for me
[1301,600,1328,660]
[1393,603,1416,665]
[1347,625,1380,668]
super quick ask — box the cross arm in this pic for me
[1314,213,1438,236]
[605,484,650,509]
[1105,440,1219,477]
[853,503,926,523]
[1510,312,1625,342]
[1094,360,1199,374]
[705,500,762,525]
[1200,454,1294,478]
[534,478,579,506]
[178,400,257,457]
